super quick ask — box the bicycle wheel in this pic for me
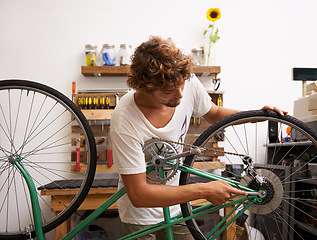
[0,80,97,239]
[180,110,317,240]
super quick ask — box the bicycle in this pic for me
[0,79,316,240]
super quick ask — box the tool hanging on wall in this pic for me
[88,97,92,109]
[84,97,89,109]
[217,95,222,107]
[72,81,76,103]
[115,93,119,106]
[74,138,81,171]
[105,97,110,109]
[78,97,82,109]
[212,77,221,91]
[100,97,105,109]
[107,149,113,167]
[93,96,98,109]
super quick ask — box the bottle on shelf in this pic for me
[99,44,116,66]
[118,44,132,66]
[85,44,97,66]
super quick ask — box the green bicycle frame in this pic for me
[15,159,259,240]
[63,163,259,240]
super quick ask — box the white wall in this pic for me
[1,0,317,114]
[0,0,317,239]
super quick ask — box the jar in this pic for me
[99,44,116,66]
[119,44,132,66]
[191,48,203,66]
[85,44,97,66]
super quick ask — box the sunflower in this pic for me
[206,8,221,22]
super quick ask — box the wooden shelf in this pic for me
[81,109,113,120]
[82,66,129,76]
[81,66,221,77]
[192,66,221,77]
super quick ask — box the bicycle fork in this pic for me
[11,156,46,240]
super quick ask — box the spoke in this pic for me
[0,103,15,153]
[23,133,73,159]
[22,158,81,179]
[283,197,317,223]
[21,91,36,155]
[232,125,249,156]
[260,214,271,239]
[13,168,22,231]
[284,196,317,211]
[20,170,34,227]
[284,177,317,185]
[282,153,317,184]
[275,204,306,240]
[21,100,59,153]
[225,130,244,157]
[272,210,284,238]
[12,89,23,155]
[243,124,250,155]
[25,95,48,143]
[19,109,69,156]
[284,189,317,193]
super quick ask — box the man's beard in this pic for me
[163,100,180,108]
[151,94,181,108]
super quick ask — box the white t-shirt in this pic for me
[110,74,212,225]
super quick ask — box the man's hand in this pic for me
[261,105,288,116]
[204,180,247,206]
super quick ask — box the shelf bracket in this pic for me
[93,73,101,77]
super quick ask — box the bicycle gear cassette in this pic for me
[240,168,283,215]
[143,139,180,184]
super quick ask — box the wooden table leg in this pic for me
[222,205,237,240]
[55,212,71,240]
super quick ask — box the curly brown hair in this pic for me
[127,36,193,93]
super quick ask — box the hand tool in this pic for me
[107,149,113,167]
[93,96,98,109]
[78,97,82,109]
[75,138,81,171]
[217,95,222,106]
[105,97,110,109]
[115,93,119,106]
[100,97,105,109]
[88,97,92,109]
[84,97,88,109]
[245,190,266,198]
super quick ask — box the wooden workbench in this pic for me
[40,180,118,240]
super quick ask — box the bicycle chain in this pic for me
[153,138,247,157]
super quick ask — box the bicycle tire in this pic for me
[180,110,317,240]
[0,80,97,239]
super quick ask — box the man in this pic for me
[110,36,286,239]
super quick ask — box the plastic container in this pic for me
[85,44,97,66]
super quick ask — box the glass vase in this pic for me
[204,40,216,66]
